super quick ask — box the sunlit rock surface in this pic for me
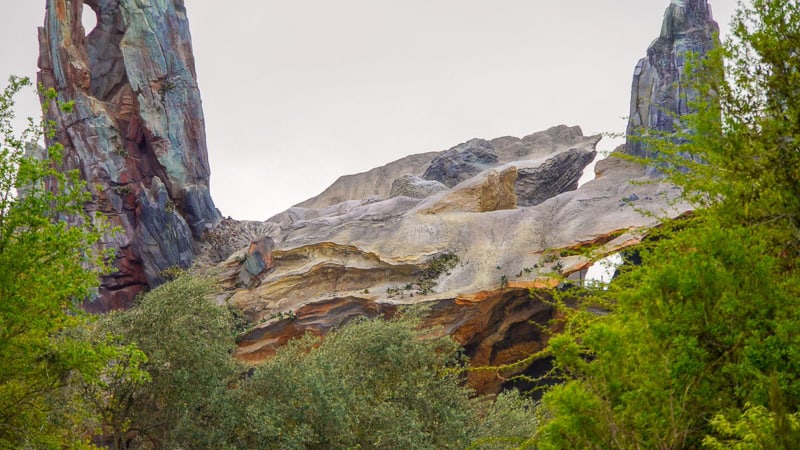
[38,0,220,310]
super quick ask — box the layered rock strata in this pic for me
[38,0,220,310]
[200,125,689,393]
[625,0,719,159]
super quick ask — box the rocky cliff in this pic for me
[38,0,221,310]
[625,0,718,159]
[36,0,711,393]
[296,125,592,209]
[200,124,689,393]
[199,1,718,394]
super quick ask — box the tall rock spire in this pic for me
[624,0,719,158]
[37,0,221,310]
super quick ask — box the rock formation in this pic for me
[296,125,594,209]
[422,139,499,188]
[198,123,689,393]
[625,0,719,159]
[38,0,220,310]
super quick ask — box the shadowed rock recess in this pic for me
[38,0,221,310]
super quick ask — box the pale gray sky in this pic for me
[1,1,735,220]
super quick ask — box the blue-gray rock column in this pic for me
[38,0,221,310]
[625,0,719,159]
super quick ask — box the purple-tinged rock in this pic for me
[38,0,221,309]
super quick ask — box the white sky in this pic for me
[0,1,735,220]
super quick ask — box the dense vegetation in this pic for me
[88,276,538,449]
[532,0,800,448]
[2,0,799,448]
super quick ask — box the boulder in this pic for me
[389,174,448,199]
[239,237,275,288]
[416,167,518,214]
[516,146,597,207]
[422,139,499,187]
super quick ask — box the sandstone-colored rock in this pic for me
[203,123,688,394]
[416,167,518,214]
[38,0,221,308]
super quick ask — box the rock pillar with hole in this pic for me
[37,0,221,311]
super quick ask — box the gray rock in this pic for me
[389,175,447,199]
[624,0,719,159]
[422,139,499,187]
[515,147,597,207]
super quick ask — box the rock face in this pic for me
[389,175,447,199]
[422,139,499,187]
[625,0,719,158]
[38,0,221,310]
[199,124,690,393]
[516,146,598,207]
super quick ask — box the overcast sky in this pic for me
[1,1,735,220]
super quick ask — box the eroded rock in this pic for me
[624,0,719,159]
[422,139,499,187]
[388,174,448,199]
[516,145,597,207]
[38,0,221,309]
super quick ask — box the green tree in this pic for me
[0,76,140,448]
[220,313,537,449]
[92,274,238,449]
[533,0,800,448]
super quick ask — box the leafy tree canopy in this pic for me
[533,0,800,448]
[0,76,143,449]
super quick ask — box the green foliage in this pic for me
[0,76,138,448]
[534,1,800,448]
[93,274,238,449]
[217,313,536,449]
[703,403,800,449]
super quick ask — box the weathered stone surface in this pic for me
[422,139,499,187]
[239,237,275,288]
[38,0,221,309]
[516,146,597,207]
[296,152,440,209]
[201,123,687,393]
[416,167,518,214]
[295,125,600,209]
[388,174,447,199]
[624,0,719,158]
